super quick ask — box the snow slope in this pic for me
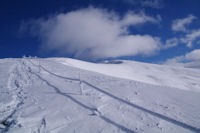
[53,58,200,92]
[0,58,200,133]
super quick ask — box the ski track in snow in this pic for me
[27,60,136,133]
[0,58,200,133]
[27,60,200,133]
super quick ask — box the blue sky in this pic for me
[0,0,200,64]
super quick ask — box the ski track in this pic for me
[1,59,200,133]
[27,60,200,133]
[27,60,136,133]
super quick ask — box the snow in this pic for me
[0,58,200,133]
[53,58,200,92]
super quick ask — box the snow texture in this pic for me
[0,58,200,133]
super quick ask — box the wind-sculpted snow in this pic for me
[0,58,200,133]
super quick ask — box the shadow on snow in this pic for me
[29,60,200,133]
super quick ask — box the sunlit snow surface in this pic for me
[54,58,200,92]
[0,58,200,133]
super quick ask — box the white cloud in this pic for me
[163,29,200,48]
[180,29,200,47]
[120,11,160,26]
[185,49,200,60]
[141,0,163,9]
[124,0,163,9]
[22,7,161,60]
[164,49,200,68]
[163,38,179,49]
[172,15,197,32]
[170,15,200,48]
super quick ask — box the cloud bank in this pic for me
[22,7,161,60]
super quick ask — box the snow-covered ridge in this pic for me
[52,58,200,92]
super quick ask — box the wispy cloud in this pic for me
[163,15,200,67]
[172,15,197,32]
[180,29,200,47]
[141,0,163,9]
[21,7,162,60]
[162,38,179,49]
[170,14,200,48]
[121,11,161,26]
[122,0,163,9]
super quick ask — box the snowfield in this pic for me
[0,58,200,133]
[54,58,200,92]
